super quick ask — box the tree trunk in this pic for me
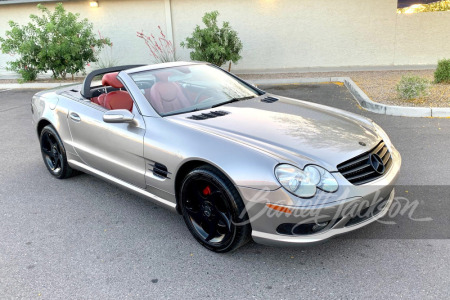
[228,61,231,72]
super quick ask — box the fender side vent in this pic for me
[261,96,279,103]
[148,162,171,179]
[187,110,230,120]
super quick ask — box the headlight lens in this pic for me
[372,122,392,150]
[275,164,338,198]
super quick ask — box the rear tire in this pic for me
[180,165,251,253]
[39,125,76,179]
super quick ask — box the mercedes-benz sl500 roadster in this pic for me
[32,62,401,252]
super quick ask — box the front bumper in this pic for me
[251,188,395,246]
[238,146,401,246]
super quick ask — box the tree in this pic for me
[180,11,243,71]
[0,3,110,81]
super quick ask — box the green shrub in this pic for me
[180,11,243,71]
[0,3,110,81]
[396,76,430,100]
[434,59,450,83]
[18,68,39,82]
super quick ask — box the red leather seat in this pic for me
[91,96,100,105]
[100,72,133,112]
[97,94,106,106]
[104,91,133,111]
[148,72,191,114]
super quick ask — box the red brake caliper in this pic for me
[202,186,211,196]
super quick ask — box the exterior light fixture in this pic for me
[90,1,99,7]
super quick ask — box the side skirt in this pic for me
[68,160,178,212]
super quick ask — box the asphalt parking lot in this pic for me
[1,85,449,299]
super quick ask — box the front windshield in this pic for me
[129,64,260,116]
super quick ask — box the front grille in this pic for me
[337,141,392,185]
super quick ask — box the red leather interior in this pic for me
[90,72,133,112]
[149,72,192,114]
[91,97,100,105]
[97,94,106,106]
[104,91,133,111]
[101,72,123,88]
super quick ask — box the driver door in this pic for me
[65,99,146,188]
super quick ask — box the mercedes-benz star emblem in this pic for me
[369,153,385,174]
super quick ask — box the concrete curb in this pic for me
[249,77,448,118]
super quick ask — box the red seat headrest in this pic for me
[154,71,172,82]
[102,72,124,89]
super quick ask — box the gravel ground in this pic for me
[240,69,450,108]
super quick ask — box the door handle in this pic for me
[69,112,81,122]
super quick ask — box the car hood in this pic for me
[169,96,380,171]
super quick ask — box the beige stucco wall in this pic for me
[172,0,399,71]
[394,11,450,66]
[1,0,449,75]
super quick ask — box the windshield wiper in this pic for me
[211,96,255,108]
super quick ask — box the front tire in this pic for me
[39,125,76,179]
[180,165,251,252]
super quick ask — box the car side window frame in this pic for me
[117,71,161,117]
[76,68,146,118]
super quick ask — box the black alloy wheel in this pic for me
[40,125,76,179]
[180,166,251,252]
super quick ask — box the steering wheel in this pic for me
[194,89,216,104]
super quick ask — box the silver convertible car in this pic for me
[32,62,401,252]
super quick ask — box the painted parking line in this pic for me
[0,88,12,93]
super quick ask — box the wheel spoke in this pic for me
[216,211,231,231]
[43,132,50,143]
[185,204,204,222]
[188,180,206,200]
[56,155,63,168]
[42,148,54,157]
[208,190,222,199]
[207,191,232,231]
[46,133,54,145]
[210,192,228,212]
[205,221,218,242]
[208,191,224,209]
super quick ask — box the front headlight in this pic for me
[372,122,392,150]
[275,164,338,198]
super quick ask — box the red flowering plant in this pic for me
[137,26,178,63]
